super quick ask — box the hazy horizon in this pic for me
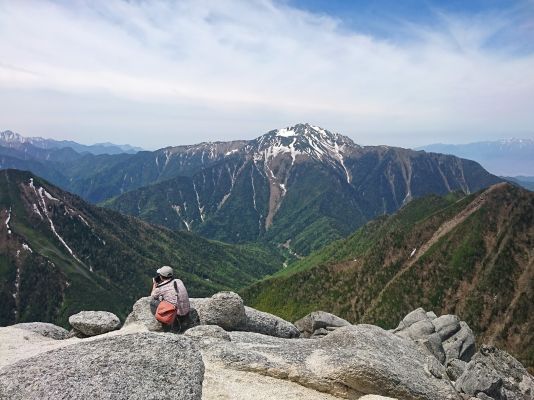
[1,0,533,149]
[2,124,533,152]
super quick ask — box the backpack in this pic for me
[155,279,190,325]
[155,300,177,325]
[173,279,190,316]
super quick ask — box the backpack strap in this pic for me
[174,280,180,305]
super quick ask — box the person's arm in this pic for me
[150,278,158,297]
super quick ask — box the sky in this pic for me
[0,0,533,150]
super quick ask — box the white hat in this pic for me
[157,266,174,278]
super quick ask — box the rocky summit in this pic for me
[0,292,531,400]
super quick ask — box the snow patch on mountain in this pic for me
[34,185,82,264]
[5,207,11,234]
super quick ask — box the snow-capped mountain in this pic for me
[1,123,504,255]
[0,130,143,155]
[104,123,502,255]
[417,138,534,176]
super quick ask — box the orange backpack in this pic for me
[155,300,177,325]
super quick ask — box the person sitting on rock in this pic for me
[150,265,191,333]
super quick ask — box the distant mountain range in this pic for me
[417,138,534,176]
[0,170,282,327]
[0,124,502,256]
[103,124,502,255]
[0,130,143,155]
[242,182,534,370]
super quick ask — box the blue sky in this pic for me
[0,0,533,149]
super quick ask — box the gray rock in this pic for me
[447,359,468,381]
[195,291,247,331]
[240,306,300,338]
[455,359,503,399]
[310,328,329,338]
[398,307,429,330]
[443,321,476,363]
[11,322,69,340]
[123,297,163,332]
[425,355,448,379]
[325,326,339,331]
[407,319,435,340]
[69,311,121,337]
[433,315,461,342]
[476,393,494,400]
[201,324,459,399]
[426,311,438,320]
[0,332,204,399]
[417,332,446,365]
[185,325,231,341]
[66,328,90,339]
[294,311,351,336]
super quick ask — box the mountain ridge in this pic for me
[104,123,502,255]
[241,182,534,369]
[0,169,282,327]
[0,130,143,155]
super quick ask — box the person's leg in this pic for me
[149,299,160,315]
[177,314,192,333]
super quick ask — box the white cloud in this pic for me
[0,0,533,148]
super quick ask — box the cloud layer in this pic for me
[0,0,533,148]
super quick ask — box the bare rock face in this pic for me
[241,306,300,338]
[443,322,476,363]
[11,322,69,340]
[199,324,460,400]
[68,311,121,337]
[0,332,204,400]
[456,345,534,400]
[294,311,351,338]
[394,309,476,367]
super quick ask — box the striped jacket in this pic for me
[151,278,190,316]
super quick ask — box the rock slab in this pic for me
[201,324,459,400]
[0,332,204,400]
[241,306,300,338]
[69,311,121,336]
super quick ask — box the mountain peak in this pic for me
[272,123,340,140]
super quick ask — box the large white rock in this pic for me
[0,332,204,400]
[241,306,300,338]
[294,311,351,337]
[68,311,121,336]
[195,292,247,331]
[123,297,162,332]
[200,324,460,400]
